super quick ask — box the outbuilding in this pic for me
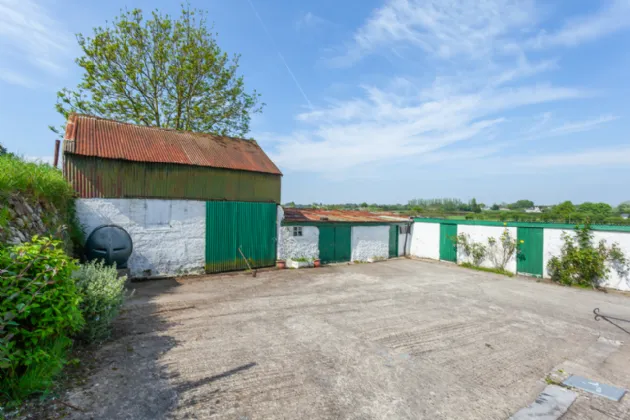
[278,208,411,264]
[63,114,282,277]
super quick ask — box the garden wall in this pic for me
[411,220,630,291]
[278,225,319,260]
[1,194,67,247]
[76,198,205,278]
[457,225,518,273]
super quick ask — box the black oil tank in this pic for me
[85,225,133,268]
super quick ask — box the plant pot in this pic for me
[277,260,286,269]
[287,259,310,269]
[314,259,321,267]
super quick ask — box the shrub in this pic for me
[547,223,628,288]
[0,236,83,402]
[73,260,127,343]
[452,233,487,266]
[487,228,518,271]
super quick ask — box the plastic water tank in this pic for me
[85,225,133,268]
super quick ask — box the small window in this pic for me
[292,226,303,237]
[399,225,410,234]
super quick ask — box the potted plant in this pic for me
[277,259,286,269]
[287,257,311,269]
[313,258,321,267]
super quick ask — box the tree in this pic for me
[618,201,630,214]
[52,6,262,137]
[552,201,575,220]
[470,198,481,213]
[0,142,6,155]
[490,204,500,211]
[508,199,534,210]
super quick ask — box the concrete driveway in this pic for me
[64,260,630,419]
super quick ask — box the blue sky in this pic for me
[1,0,630,206]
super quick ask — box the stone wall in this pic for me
[1,194,65,246]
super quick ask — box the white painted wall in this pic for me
[457,225,518,273]
[351,226,389,262]
[278,226,319,260]
[543,228,630,291]
[409,222,440,260]
[76,198,206,278]
[276,205,284,259]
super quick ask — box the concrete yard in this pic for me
[63,259,630,419]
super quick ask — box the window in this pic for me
[292,226,303,237]
[399,225,410,234]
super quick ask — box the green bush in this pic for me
[547,223,628,288]
[74,261,127,343]
[0,236,83,402]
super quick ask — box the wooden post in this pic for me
[53,139,60,168]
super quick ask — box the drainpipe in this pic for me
[403,219,412,257]
[53,139,60,168]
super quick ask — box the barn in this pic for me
[278,208,411,264]
[62,114,282,278]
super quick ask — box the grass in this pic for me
[0,154,74,210]
[459,262,514,277]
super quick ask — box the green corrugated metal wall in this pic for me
[65,155,281,203]
[439,223,458,262]
[205,202,277,273]
[516,227,544,277]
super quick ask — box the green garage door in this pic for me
[319,226,351,264]
[517,227,543,277]
[389,225,399,258]
[439,223,458,262]
[205,201,277,273]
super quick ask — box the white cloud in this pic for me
[527,0,630,49]
[546,115,619,136]
[330,0,537,66]
[295,12,331,31]
[24,156,54,165]
[0,0,73,86]
[270,84,586,173]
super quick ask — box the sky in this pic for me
[1,0,630,206]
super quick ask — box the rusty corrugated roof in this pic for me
[283,208,409,223]
[62,114,282,175]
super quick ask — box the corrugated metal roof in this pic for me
[62,114,282,175]
[283,208,409,223]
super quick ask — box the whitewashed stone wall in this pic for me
[278,226,319,260]
[351,226,389,262]
[543,228,630,291]
[409,222,440,260]
[457,225,518,273]
[76,198,205,278]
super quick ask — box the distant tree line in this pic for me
[282,198,630,225]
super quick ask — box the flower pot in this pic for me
[277,260,286,269]
[314,259,321,267]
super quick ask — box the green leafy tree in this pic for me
[508,199,534,210]
[552,201,575,220]
[577,202,612,219]
[490,204,500,211]
[52,6,263,137]
[0,143,6,155]
[618,201,630,214]
[470,198,481,213]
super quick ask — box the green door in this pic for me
[318,226,336,264]
[517,227,543,277]
[318,225,351,264]
[205,202,277,273]
[334,226,351,262]
[389,225,399,258]
[439,223,458,262]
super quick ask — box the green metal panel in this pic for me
[318,226,351,264]
[334,226,352,262]
[412,217,630,233]
[516,227,544,277]
[205,201,277,273]
[318,226,336,264]
[65,155,281,203]
[439,223,458,262]
[389,225,399,258]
